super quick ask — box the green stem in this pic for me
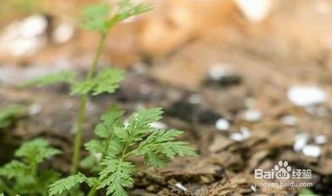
[71,32,107,174]
[87,185,97,196]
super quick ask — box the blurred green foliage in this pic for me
[0,105,26,129]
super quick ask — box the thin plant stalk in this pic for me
[87,185,97,196]
[71,32,107,174]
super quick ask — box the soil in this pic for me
[1,0,332,195]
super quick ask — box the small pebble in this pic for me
[243,109,262,122]
[230,127,250,142]
[21,15,48,37]
[150,121,167,129]
[208,64,232,81]
[314,135,328,145]
[294,133,309,152]
[175,183,188,192]
[281,115,297,126]
[302,145,321,158]
[215,118,230,131]
[287,85,327,107]
[0,14,48,56]
[206,64,242,87]
[234,0,272,23]
[52,23,75,44]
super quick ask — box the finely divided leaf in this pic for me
[85,139,104,155]
[128,108,163,129]
[81,4,112,32]
[48,173,90,196]
[133,130,196,167]
[97,105,124,138]
[98,158,134,196]
[71,68,124,96]
[109,0,152,26]
[92,68,124,95]
[15,139,60,164]
[22,71,76,88]
[0,161,28,179]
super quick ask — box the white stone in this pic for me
[215,118,230,131]
[230,127,250,142]
[287,86,327,107]
[0,15,48,57]
[243,109,262,122]
[294,133,309,152]
[302,145,321,158]
[207,64,232,81]
[281,115,297,126]
[21,15,48,37]
[230,132,245,142]
[234,0,272,23]
[52,23,75,44]
[314,135,328,145]
[175,183,188,191]
[8,37,46,57]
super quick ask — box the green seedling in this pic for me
[0,105,26,129]
[18,0,196,195]
[49,107,195,196]
[0,139,60,196]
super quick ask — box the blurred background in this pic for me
[1,0,332,195]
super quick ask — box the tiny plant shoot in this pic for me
[0,139,60,196]
[14,0,196,195]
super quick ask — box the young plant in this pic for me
[21,0,196,195]
[49,107,196,196]
[0,139,60,196]
[27,0,154,174]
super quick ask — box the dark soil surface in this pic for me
[1,0,332,195]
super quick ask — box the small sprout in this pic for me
[49,107,196,195]
[12,1,196,196]
[0,139,60,195]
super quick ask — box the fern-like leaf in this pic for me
[81,4,112,33]
[133,130,196,167]
[0,161,28,179]
[21,71,76,88]
[48,173,91,196]
[92,68,124,95]
[15,139,60,165]
[71,68,124,96]
[98,157,134,196]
